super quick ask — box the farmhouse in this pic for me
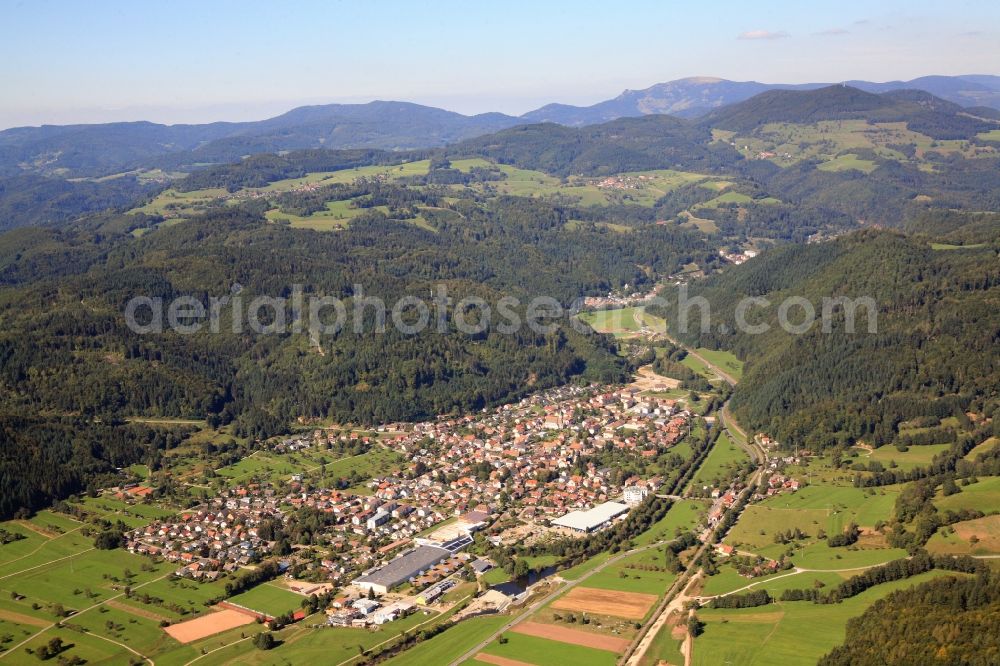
[552,501,630,533]
[353,544,451,594]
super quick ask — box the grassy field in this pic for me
[680,353,714,380]
[978,129,1000,142]
[228,582,304,617]
[934,475,1000,513]
[692,570,961,665]
[633,499,707,547]
[693,348,743,380]
[72,495,177,528]
[577,308,642,337]
[817,153,878,173]
[926,513,1000,555]
[583,548,677,595]
[686,432,748,492]
[730,119,995,169]
[867,443,951,470]
[639,614,685,666]
[215,447,402,486]
[384,615,508,666]
[560,553,613,581]
[479,631,618,666]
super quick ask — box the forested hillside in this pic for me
[820,570,1000,665]
[0,191,716,516]
[652,229,1000,449]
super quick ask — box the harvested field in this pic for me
[163,607,257,643]
[475,654,536,666]
[512,621,629,652]
[551,586,657,620]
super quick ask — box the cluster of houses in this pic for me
[124,381,698,630]
[581,284,663,310]
[718,247,759,266]
[371,385,689,527]
[594,174,655,190]
[125,497,282,578]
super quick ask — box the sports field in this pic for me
[227,582,304,617]
[577,308,642,337]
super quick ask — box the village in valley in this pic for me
[122,384,714,632]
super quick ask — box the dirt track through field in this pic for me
[552,587,657,620]
[512,621,629,652]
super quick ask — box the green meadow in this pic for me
[817,153,878,173]
[633,499,707,547]
[693,348,744,380]
[692,570,962,666]
[686,432,748,492]
[577,307,642,337]
[480,631,618,666]
[228,582,304,617]
[384,615,508,666]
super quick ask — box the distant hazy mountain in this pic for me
[700,85,997,139]
[520,75,1000,126]
[0,101,521,177]
[2,74,998,178]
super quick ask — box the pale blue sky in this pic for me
[1,0,998,128]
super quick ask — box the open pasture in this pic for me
[934,475,1000,513]
[480,631,618,666]
[926,514,1000,555]
[686,432,748,492]
[692,570,962,666]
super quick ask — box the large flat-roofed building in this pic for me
[353,545,451,595]
[552,501,630,533]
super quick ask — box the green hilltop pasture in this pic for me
[817,153,878,173]
[933,475,1000,513]
[866,443,951,470]
[727,120,996,169]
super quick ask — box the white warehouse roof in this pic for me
[552,501,630,532]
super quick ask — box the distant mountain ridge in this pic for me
[521,75,1000,125]
[0,101,522,177]
[1,74,999,178]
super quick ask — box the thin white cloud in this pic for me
[815,28,849,36]
[738,30,790,40]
